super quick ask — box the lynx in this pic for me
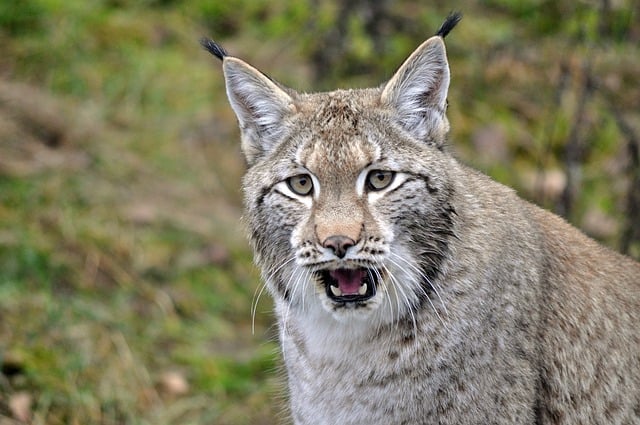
[202,13,640,425]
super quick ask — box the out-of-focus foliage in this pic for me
[0,1,638,424]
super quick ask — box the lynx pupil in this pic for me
[367,170,394,191]
[287,174,313,196]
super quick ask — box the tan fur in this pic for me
[207,24,640,425]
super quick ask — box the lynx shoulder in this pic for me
[203,13,640,425]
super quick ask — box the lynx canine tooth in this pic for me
[358,283,368,295]
[330,285,342,297]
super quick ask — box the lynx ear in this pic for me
[381,36,450,146]
[223,57,296,165]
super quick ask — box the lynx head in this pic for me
[203,14,461,327]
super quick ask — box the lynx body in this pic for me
[203,15,640,424]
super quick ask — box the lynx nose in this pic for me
[322,235,356,259]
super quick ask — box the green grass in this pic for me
[1,0,639,423]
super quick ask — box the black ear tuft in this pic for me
[435,12,462,38]
[200,37,228,61]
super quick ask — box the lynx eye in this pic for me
[366,170,395,191]
[286,174,313,196]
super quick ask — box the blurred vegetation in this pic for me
[0,0,638,424]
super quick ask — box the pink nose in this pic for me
[322,235,356,258]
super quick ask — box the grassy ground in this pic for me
[1,1,638,424]
[1,2,281,424]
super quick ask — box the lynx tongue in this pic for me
[329,269,366,295]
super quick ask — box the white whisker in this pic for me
[280,263,307,361]
[382,263,418,340]
[370,267,392,332]
[376,264,401,325]
[252,256,296,334]
[251,281,269,335]
[389,251,449,318]
[385,254,447,330]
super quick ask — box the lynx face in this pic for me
[249,95,456,324]
[212,36,457,325]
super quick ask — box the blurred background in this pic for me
[0,0,638,424]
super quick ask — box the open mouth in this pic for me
[317,268,378,303]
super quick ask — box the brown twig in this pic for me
[556,59,596,218]
[609,104,640,257]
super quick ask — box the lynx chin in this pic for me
[202,13,640,425]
